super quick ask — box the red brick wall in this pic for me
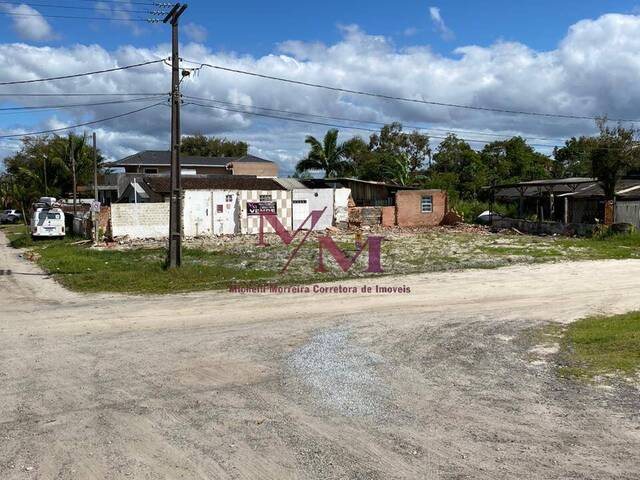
[395,190,447,227]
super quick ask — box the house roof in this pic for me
[109,150,274,168]
[494,177,640,199]
[301,177,417,190]
[143,175,287,193]
[274,178,308,190]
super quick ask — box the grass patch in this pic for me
[32,243,277,294]
[3,223,640,295]
[558,312,640,380]
[0,223,32,247]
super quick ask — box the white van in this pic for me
[30,199,65,239]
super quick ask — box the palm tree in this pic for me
[295,129,353,178]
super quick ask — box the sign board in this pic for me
[90,200,101,213]
[247,201,277,216]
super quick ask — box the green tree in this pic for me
[342,136,380,180]
[552,137,594,178]
[480,136,552,186]
[431,133,473,173]
[3,133,104,207]
[295,129,353,177]
[368,122,430,172]
[181,134,248,157]
[429,134,486,199]
[589,119,640,201]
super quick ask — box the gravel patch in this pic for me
[287,329,389,417]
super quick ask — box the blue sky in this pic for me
[2,0,637,55]
[2,1,640,173]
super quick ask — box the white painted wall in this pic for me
[292,189,334,230]
[111,203,169,239]
[334,188,351,225]
[183,191,212,237]
[212,190,239,235]
[183,190,240,237]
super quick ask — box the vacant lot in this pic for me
[3,223,640,294]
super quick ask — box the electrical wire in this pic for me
[0,102,163,138]
[182,94,568,144]
[183,101,563,149]
[73,0,159,6]
[0,59,166,86]
[0,1,157,14]
[0,95,168,114]
[0,92,166,97]
[184,60,635,124]
[0,11,154,22]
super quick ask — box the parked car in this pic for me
[476,210,504,225]
[30,198,65,239]
[0,209,22,224]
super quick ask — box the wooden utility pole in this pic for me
[70,133,77,217]
[163,3,188,268]
[93,132,98,202]
[43,154,48,196]
[93,132,99,245]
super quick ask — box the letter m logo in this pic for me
[316,236,383,273]
[257,207,326,273]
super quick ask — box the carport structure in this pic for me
[491,177,640,225]
[492,178,595,223]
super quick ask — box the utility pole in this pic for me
[93,132,98,202]
[163,3,188,268]
[70,133,77,217]
[43,154,48,196]
[93,132,99,245]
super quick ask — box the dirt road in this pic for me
[1,232,639,479]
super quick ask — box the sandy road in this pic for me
[1,231,640,479]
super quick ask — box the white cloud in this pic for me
[184,23,208,43]
[3,13,640,173]
[94,1,145,36]
[404,27,419,37]
[2,4,56,41]
[429,6,454,41]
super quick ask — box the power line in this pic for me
[184,60,634,124]
[0,102,163,138]
[182,94,568,144]
[0,92,165,97]
[0,11,154,22]
[183,101,563,149]
[0,59,165,86]
[0,1,157,14]
[0,95,168,114]
[73,0,158,6]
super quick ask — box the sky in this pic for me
[1,0,640,174]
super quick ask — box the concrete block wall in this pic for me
[111,203,169,239]
[349,206,383,226]
[491,218,597,237]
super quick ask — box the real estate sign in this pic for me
[247,202,277,216]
